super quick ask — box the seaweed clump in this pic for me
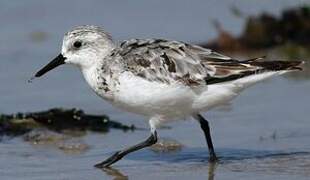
[0,108,135,137]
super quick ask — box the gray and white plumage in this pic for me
[33,25,303,167]
[47,25,301,124]
[115,38,301,86]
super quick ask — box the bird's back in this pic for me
[116,38,302,87]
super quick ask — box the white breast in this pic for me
[81,66,114,101]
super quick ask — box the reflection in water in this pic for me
[223,151,310,175]
[101,167,128,180]
[208,162,218,180]
[150,138,183,153]
[98,148,310,179]
[100,162,219,180]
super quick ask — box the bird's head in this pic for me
[33,25,114,78]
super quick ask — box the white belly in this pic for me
[112,73,197,119]
[94,71,282,122]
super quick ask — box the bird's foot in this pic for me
[94,151,123,168]
[208,153,219,163]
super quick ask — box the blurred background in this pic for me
[0,1,310,180]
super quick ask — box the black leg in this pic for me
[95,131,158,168]
[194,114,218,162]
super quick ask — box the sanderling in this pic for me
[32,25,303,168]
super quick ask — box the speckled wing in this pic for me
[117,39,302,86]
[118,39,229,86]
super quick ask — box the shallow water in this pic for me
[1,1,310,180]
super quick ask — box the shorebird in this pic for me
[32,25,303,168]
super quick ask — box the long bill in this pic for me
[34,53,66,77]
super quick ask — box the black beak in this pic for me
[35,54,66,77]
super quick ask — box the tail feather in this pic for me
[249,60,304,71]
[206,57,304,85]
[233,60,304,89]
[242,56,266,62]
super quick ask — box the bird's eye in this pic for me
[73,41,82,48]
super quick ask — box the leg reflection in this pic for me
[101,167,128,180]
[208,162,218,180]
[100,158,218,180]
